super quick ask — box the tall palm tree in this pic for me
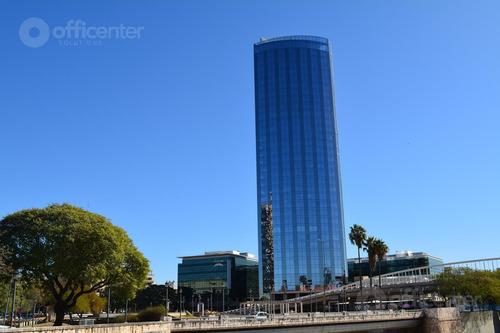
[349,224,367,292]
[363,236,377,291]
[373,239,389,288]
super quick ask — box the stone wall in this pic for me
[461,310,500,333]
[423,308,463,333]
[170,311,422,331]
[2,309,473,333]
[4,322,171,333]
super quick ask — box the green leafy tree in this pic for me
[299,275,308,287]
[81,292,106,315]
[133,284,176,311]
[58,288,107,318]
[349,224,367,291]
[436,268,500,309]
[0,204,150,326]
[372,239,388,288]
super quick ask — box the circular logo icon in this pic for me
[19,17,50,48]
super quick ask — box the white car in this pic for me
[246,312,269,320]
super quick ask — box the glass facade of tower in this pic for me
[254,36,347,294]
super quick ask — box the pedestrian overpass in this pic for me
[235,257,500,314]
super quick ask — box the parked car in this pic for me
[246,312,269,320]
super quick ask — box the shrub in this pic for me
[138,306,165,322]
[112,314,139,323]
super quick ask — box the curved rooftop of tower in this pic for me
[255,35,329,46]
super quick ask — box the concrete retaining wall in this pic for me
[2,322,171,333]
[423,308,463,333]
[0,309,473,333]
[169,311,423,332]
[461,310,500,333]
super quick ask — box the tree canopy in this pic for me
[0,203,149,325]
[349,224,367,290]
[436,267,500,307]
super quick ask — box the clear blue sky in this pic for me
[1,0,499,285]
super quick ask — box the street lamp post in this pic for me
[10,273,18,328]
[32,298,36,327]
[342,268,346,312]
[221,283,226,313]
[125,299,128,323]
[3,277,13,325]
[343,286,346,312]
[400,288,403,308]
[308,279,312,313]
[282,281,286,314]
[18,295,23,328]
[249,288,252,314]
[197,294,202,316]
[179,288,183,321]
[210,289,213,312]
[318,239,326,315]
[107,287,111,324]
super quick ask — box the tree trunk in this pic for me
[53,304,65,326]
[378,260,382,288]
[358,247,362,291]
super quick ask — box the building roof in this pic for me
[347,251,443,263]
[178,250,258,262]
[255,35,329,46]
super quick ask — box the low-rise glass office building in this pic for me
[178,251,259,309]
[347,251,443,282]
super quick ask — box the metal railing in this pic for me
[253,257,500,306]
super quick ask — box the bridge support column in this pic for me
[300,302,303,313]
[413,289,418,309]
[348,297,355,311]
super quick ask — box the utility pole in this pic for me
[319,239,326,315]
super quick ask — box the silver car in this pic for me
[246,312,269,320]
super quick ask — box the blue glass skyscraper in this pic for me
[254,36,347,294]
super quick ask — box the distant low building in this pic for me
[146,270,156,285]
[347,251,443,282]
[178,250,258,310]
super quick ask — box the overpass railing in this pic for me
[270,257,500,305]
